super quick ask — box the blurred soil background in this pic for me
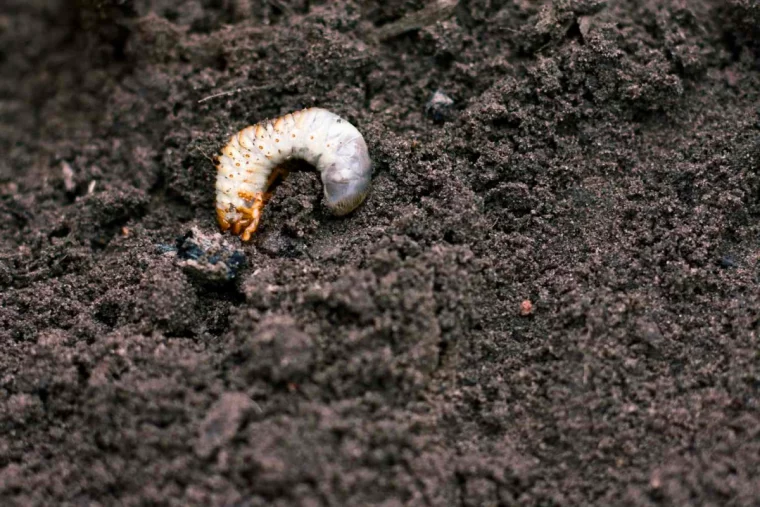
[1,0,760,505]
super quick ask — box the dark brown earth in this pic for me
[2,0,760,505]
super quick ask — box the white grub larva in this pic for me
[215,107,372,241]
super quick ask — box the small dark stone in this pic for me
[425,89,455,122]
[171,227,248,284]
[718,255,737,268]
[155,244,177,254]
[228,251,246,271]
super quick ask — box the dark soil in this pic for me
[2,0,760,505]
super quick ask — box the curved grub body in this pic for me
[215,107,372,241]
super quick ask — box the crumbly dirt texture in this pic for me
[2,0,760,505]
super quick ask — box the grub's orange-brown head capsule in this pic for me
[214,108,372,241]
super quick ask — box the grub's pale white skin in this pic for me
[215,107,372,241]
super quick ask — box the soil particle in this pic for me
[195,391,257,459]
[2,0,760,505]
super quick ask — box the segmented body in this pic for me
[215,107,372,241]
